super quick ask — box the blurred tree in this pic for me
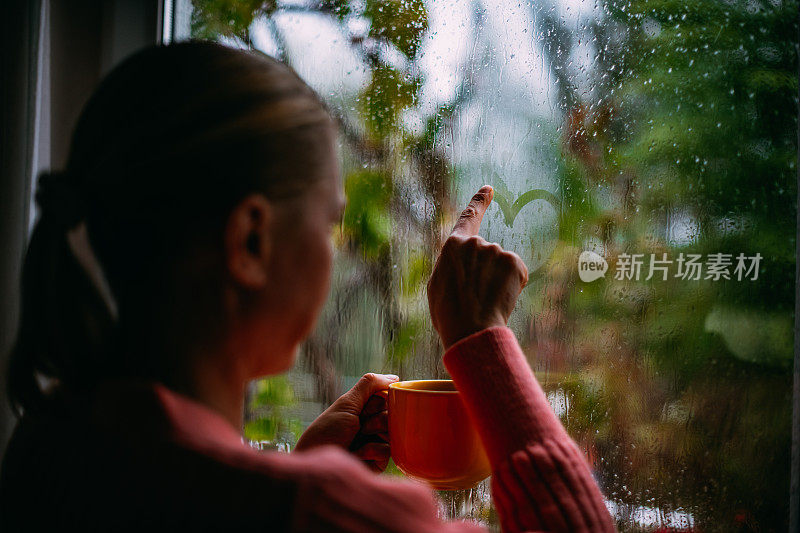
[543,0,797,529]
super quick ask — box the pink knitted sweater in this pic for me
[0,327,616,531]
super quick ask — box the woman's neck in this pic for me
[175,352,248,430]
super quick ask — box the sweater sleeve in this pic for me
[443,327,616,533]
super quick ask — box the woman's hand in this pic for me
[428,185,529,350]
[294,373,398,473]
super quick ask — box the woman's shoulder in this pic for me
[0,381,448,531]
[102,381,446,530]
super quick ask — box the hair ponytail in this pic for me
[8,171,117,413]
[7,41,332,414]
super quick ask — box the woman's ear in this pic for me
[224,194,272,289]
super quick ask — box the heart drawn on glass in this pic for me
[487,188,561,282]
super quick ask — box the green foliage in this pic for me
[557,0,798,527]
[704,305,794,368]
[364,0,428,58]
[613,0,798,222]
[244,417,279,441]
[559,376,612,438]
[400,252,430,297]
[245,376,302,445]
[360,65,421,139]
[250,375,296,409]
[557,159,600,244]
[383,458,404,477]
[388,317,424,365]
[244,416,304,443]
[319,0,351,20]
[343,170,393,256]
[191,0,275,41]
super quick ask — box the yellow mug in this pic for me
[388,380,491,490]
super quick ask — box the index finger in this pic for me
[451,185,494,237]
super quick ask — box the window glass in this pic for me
[185,0,797,530]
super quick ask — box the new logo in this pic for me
[578,251,608,282]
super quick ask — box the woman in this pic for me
[0,42,615,532]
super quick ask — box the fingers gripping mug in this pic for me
[388,380,491,490]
